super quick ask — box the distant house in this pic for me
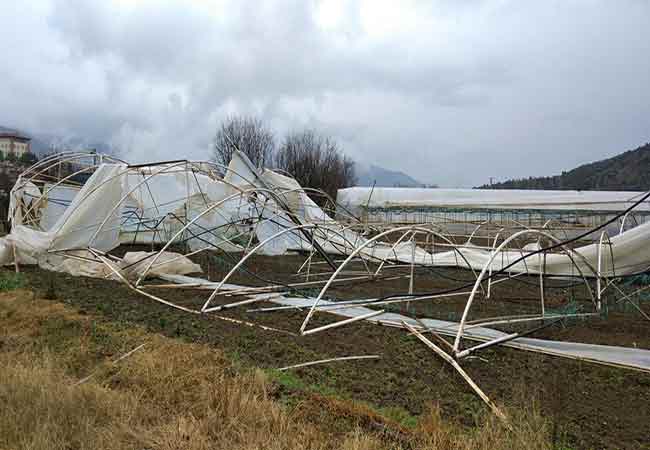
[0,129,31,158]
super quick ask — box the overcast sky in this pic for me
[1,0,649,186]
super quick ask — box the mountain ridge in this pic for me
[355,163,429,187]
[478,142,650,191]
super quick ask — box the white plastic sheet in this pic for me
[50,163,128,252]
[337,187,650,214]
[0,164,128,266]
[39,183,80,231]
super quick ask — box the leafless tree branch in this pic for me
[212,115,275,170]
[274,129,356,205]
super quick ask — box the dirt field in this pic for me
[1,286,558,450]
[12,254,650,449]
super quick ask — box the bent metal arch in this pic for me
[8,151,380,309]
[6,151,649,369]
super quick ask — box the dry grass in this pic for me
[415,401,552,450]
[0,287,553,450]
[0,289,333,450]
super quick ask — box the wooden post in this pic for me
[12,242,19,273]
[403,320,509,424]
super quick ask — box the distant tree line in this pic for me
[477,142,650,191]
[212,115,356,205]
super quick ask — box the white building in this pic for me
[0,129,31,158]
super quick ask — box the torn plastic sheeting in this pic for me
[37,251,202,281]
[157,274,650,373]
[272,296,650,373]
[120,251,203,279]
[39,183,80,232]
[9,179,41,227]
[48,163,128,252]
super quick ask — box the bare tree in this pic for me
[212,115,275,169]
[274,129,356,205]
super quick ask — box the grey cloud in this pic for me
[1,0,649,186]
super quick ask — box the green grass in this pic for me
[0,273,24,291]
[268,368,309,391]
[267,369,418,428]
[375,405,418,428]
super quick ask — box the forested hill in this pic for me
[478,142,650,191]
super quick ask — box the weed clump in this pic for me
[0,273,24,291]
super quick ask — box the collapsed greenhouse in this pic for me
[2,151,650,415]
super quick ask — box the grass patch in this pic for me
[0,290,340,449]
[268,368,310,391]
[268,369,412,427]
[377,406,419,428]
[0,272,24,291]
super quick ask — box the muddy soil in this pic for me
[14,254,650,449]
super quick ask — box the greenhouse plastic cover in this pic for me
[428,220,650,277]
[337,187,650,213]
[161,151,650,277]
[3,153,650,279]
[0,163,205,278]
